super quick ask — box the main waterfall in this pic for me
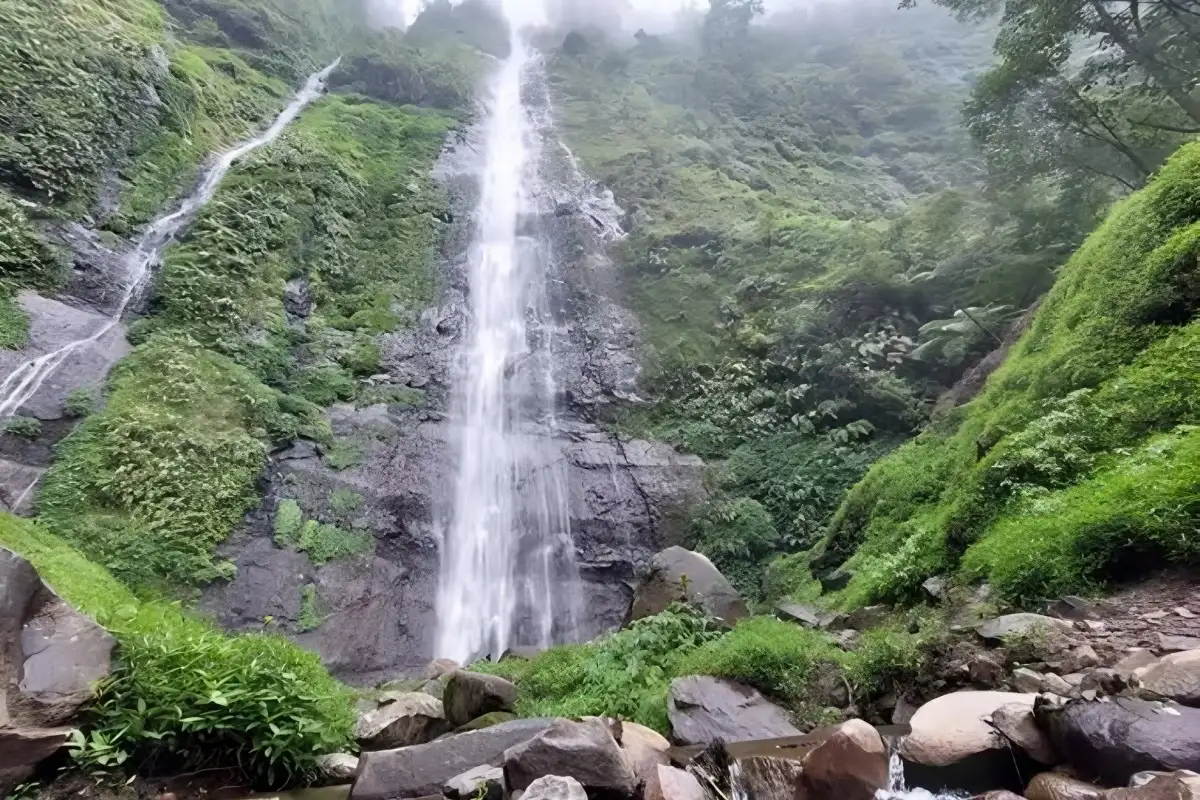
[435,13,582,663]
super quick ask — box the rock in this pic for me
[1013,667,1049,693]
[1025,772,1103,800]
[1036,696,1200,785]
[808,660,851,707]
[502,718,637,796]
[1080,668,1125,696]
[820,568,852,592]
[893,696,919,725]
[841,605,890,631]
[1104,773,1200,800]
[1070,646,1103,672]
[352,719,555,800]
[649,765,706,800]
[631,547,748,626]
[1044,673,1077,697]
[1179,609,1198,620]
[456,712,518,733]
[357,693,451,750]
[317,753,360,782]
[615,721,670,794]
[443,672,518,727]
[519,776,586,800]
[991,702,1059,764]
[1118,651,1165,680]
[775,602,832,629]
[422,680,446,702]
[969,654,1006,686]
[284,278,313,317]
[976,613,1074,642]
[1128,770,1200,789]
[800,719,888,800]
[1049,597,1102,621]
[443,765,504,800]
[835,629,862,650]
[1135,650,1200,706]
[737,757,804,799]
[900,691,1040,794]
[1160,636,1200,654]
[0,726,69,770]
[923,576,947,599]
[667,676,800,746]
[426,659,461,679]
[973,792,1027,800]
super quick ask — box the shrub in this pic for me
[296,584,325,632]
[274,499,304,542]
[690,496,778,600]
[0,517,355,786]
[296,519,372,564]
[4,415,41,439]
[326,439,365,470]
[844,626,927,695]
[63,387,95,418]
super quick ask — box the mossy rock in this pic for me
[455,711,518,733]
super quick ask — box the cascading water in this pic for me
[0,59,340,420]
[435,6,584,664]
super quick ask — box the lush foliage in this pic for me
[0,516,355,785]
[823,142,1200,607]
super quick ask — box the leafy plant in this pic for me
[296,583,325,632]
[3,415,41,439]
[63,387,95,418]
[295,519,371,564]
[274,499,304,542]
[325,439,365,471]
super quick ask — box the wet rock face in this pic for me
[667,676,800,746]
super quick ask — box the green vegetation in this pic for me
[0,516,355,785]
[296,583,326,632]
[63,388,96,418]
[823,143,1200,607]
[274,498,373,564]
[3,415,41,439]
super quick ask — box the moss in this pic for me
[296,583,325,632]
[0,284,29,349]
[3,415,41,439]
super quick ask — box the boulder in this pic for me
[520,776,586,800]
[1135,651,1200,706]
[0,726,70,770]
[1013,668,1049,693]
[1069,646,1102,672]
[457,712,518,733]
[1025,772,1103,800]
[357,693,450,750]
[502,718,637,797]
[974,792,1028,800]
[1048,597,1102,622]
[443,765,504,800]
[1128,770,1200,790]
[631,547,748,626]
[667,676,800,746]
[800,719,888,800]
[1080,669,1125,697]
[991,702,1059,764]
[968,654,1005,686]
[426,659,461,679]
[317,753,361,782]
[775,602,832,629]
[976,613,1073,642]
[923,576,947,599]
[614,721,670,794]
[840,605,890,632]
[900,691,1041,794]
[1116,651,1162,681]
[352,718,555,800]
[649,765,706,800]
[1036,697,1200,785]
[443,672,518,727]
[735,757,804,800]
[1159,636,1200,654]
[1104,773,1200,800]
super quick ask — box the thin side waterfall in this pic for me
[435,22,581,663]
[0,59,340,419]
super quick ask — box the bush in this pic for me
[4,415,41,439]
[63,387,95,418]
[0,516,355,786]
[296,583,325,632]
[274,499,304,541]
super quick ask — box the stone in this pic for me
[443,765,504,800]
[519,776,586,800]
[968,654,1006,686]
[1049,597,1102,621]
[973,792,1027,800]
[614,721,670,795]
[0,726,69,770]
[352,718,555,800]
[1128,771,1200,790]
[893,696,919,725]
[1013,668,1049,693]
[991,702,1059,764]
[923,576,947,598]
[631,547,748,626]
[357,693,450,750]
[426,659,461,680]
[841,605,890,631]
[900,691,1041,794]
[1104,773,1200,800]
[800,719,888,800]
[1070,646,1102,672]
[1080,668,1125,696]
[1160,636,1200,654]
[775,602,832,629]
[737,757,804,800]
[1117,650,1162,680]
[1135,650,1200,706]
[422,680,446,702]
[1036,696,1200,785]
[1044,673,1077,697]
[1178,609,1198,620]
[443,672,518,727]
[835,629,862,650]
[502,718,637,796]
[316,753,360,782]
[649,765,706,800]
[456,712,518,733]
[976,613,1074,642]
[820,568,852,592]
[1025,772,1103,800]
[667,676,800,746]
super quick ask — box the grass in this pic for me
[0,515,355,785]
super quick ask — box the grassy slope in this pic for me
[823,143,1200,608]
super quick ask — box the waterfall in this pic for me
[0,59,341,419]
[435,11,583,664]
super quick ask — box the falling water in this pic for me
[435,8,583,664]
[0,59,341,419]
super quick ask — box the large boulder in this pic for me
[443,671,518,727]
[900,691,1041,794]
[667,676,800,746]
[502,718,638,797]
[357,693,451,750]
[351,718,555,800]
[1104,773,1200,800]
[443,764,504,800]
[521,775,587,800]
[1025,772,1103,800]
[649,765,707,800]
[1134,651,1200,706]
[631,547,748,626]
[991,702,1059,765]
[976,613,1073,642]
[800,718,888,800]
[1036,697,1200,785]
[612,720,670,796]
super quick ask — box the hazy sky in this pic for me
[391,0,703,27]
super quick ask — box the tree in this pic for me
[701,0,764,54]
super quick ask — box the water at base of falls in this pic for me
[0,59,340,420]
[434,31,582,665]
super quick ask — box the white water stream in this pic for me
[0,59,340,420]
[435,8,585,663]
